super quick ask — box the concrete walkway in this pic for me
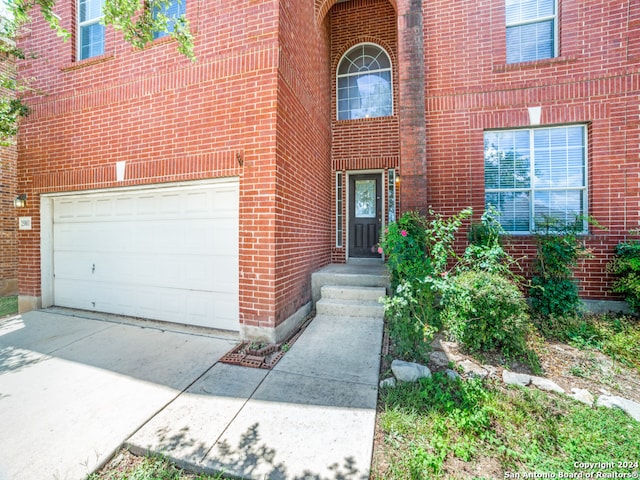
[0,309,383,479]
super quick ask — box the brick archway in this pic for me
[315,0,398,25]
[320,0,427,215]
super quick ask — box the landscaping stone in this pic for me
[458,359,488,378]
[391,359,431,382]
[482,364,498,378]
[568,388,594,406]
[428,351,450,368]
[430,337,463,362]
[531,376,565,394]
[379,377,396,389]
[502,370,531,386]
[445,369,461,381]
[596,395,640,422]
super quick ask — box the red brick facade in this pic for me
[330,0,400,263]
[423,0,640,300]
[0,52,18,298]
[13,0,640,337]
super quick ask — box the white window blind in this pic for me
[484,125,587,233]
[337,44,393,121]
[505,0,556,63]
[78,0,105,60]
[153,0,187,39]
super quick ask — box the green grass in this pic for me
[563,314,640,373]
[373,373,640,479]
[0,295,18,318]
[87,454,225,480]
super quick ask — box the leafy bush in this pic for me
[379,211,429,289]
[608,241,640,314]
[441,270,531,359]
[460,207,521,281]
[381,278,438,361]
[379,209,472,361]
[423,208,472,275]
[530,218,591,323]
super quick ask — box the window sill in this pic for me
[139,34,174,50]
[335,114,398,124]
[60,53,114,72]
[493,55,577,73]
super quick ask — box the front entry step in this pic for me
[311,263,390,319]
[320,285,387,302]
[315,285,386,319]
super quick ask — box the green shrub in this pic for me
[379,211,429,288]
[379,208,472,361]
[441,270,531,359]
[608,241,640,314]
[531,276,580,319]
[530,218,592,322]
[423,207,472,274]
[381,278,438,362]
[460,207,522,281]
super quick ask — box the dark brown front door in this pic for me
[349,174,382,258]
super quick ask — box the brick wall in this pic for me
[329,0,400,262]
[16,0,638,322]
[17,1,285,327]
[423,0,640,299]
[271,1,332,325]
[0,51,18,298]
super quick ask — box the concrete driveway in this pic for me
[0,309,237,480]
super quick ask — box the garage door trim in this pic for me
[41,178,240,330]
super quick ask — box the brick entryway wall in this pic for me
[0,52,18,298]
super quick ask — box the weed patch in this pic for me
[563,315,640,373]
[87,451,224,480]
[0,296,18,318]
[374,377,640,479]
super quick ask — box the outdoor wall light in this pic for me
[14,194,27,208]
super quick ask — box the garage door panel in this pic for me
[52,181,240,331]
[54,251,100,278]
[62,253,237,292]
[212,256,239,291]
[210,224,238,254]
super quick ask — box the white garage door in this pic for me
[51,181,239,331]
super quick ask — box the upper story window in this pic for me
[484,125,587,233]
[506,0,557,63]
[337,43,392,121]
[78,0,105,60]
[153,0,186,39]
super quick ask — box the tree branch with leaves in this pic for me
[0,0,194,146]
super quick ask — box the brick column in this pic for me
[0,51,18,298]
[397,0,427,214]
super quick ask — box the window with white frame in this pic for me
[388,169,396,223]
[337,43,392,121]
[484,125,587,233]
[506,0,557,63]
[78,0,105,60]
[152,0,186,39]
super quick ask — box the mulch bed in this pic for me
[219,312,314,369]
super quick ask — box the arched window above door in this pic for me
[337,43,393,121]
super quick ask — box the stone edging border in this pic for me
[380,358,640,423]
